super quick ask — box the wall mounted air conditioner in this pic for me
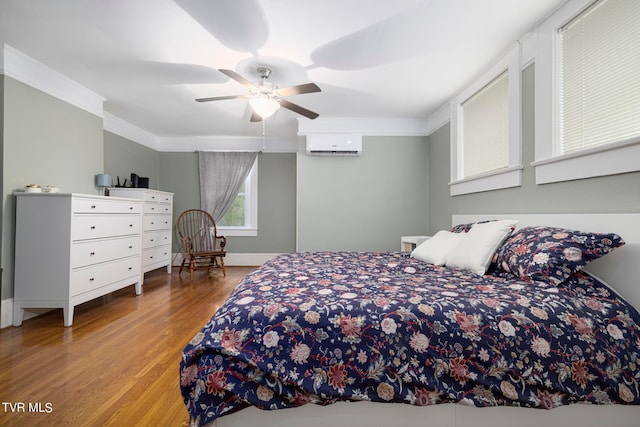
[306,134,362,156]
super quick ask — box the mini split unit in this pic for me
[306,134,362,156]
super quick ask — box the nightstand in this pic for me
[400,235,431,252]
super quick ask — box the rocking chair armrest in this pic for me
[217,235,227,249]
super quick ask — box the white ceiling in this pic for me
[0,0,566,141]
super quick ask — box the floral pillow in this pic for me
[492,226,625,286]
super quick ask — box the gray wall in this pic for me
[297,135,429,252]
[157,151,199,255]
[158,152,297,254]
[0,77,4,284]
[4,60,639,305]
[2,77,104,299]
[428,64,640,233]
[233,152,297,253]
[0,76,4,304]
[104,131,160,189]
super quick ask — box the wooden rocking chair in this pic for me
[177,209,227,280]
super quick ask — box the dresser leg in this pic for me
[63,305,74,327]
[166,264,172,274]
[135,280,142,295]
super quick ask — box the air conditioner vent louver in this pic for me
[309,150,361,156]
[306,134,362,157]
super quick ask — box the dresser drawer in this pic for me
[143,245,171,268]
[143,192,173,204]
[144,230,171,248]
[72,215,142,240]
[73,197,142,214]
[71,236,141,268]
[143,203,172,215]
[70,256,141,297]
[144,214,172,231]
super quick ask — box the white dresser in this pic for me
[108,188,173,277]
[13,193,143,327]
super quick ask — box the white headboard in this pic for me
[452,214,640,310]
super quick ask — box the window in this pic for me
[220,182,246,226]
[461,71,509,177]
[217,161,258,236]
[534,0,640,183]
[450,44,522,196]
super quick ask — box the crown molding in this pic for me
[156,135,299,153]
[297,117,431,136]
[1,44,105,117]
[425,102,450,135]
[103,112,160,150]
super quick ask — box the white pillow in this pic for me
[411,230,466,266]
[445,220,519,275]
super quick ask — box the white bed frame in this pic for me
[212,214,640,427]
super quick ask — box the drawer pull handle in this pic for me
[129,224,133,227]
[90,226,96,230]
[91,205,96,209]
[129,206,134,210]
[128,245,133,249]
[151,207,155,210]
[89,278,95,282]
[90,252,96,256]
[150,256,154,259]
[128,267,133,270]
[150,239,154,242]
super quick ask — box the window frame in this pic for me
[449,44,522,196]
[533,0,640,184]
[217,159,258,237]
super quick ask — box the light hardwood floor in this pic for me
[0,266,255,426]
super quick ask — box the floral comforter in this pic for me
[180,252,640,426]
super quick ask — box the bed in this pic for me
[180,214,640,427]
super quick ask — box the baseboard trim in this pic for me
[1,298,12,328]
[1,298,49,329]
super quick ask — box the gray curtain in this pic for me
[199,151,259,221]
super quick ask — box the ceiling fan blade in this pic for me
[219,69,253,87]
[280,100,319,120]
[278,82,321,97]
[250,111,262,122]
[173,0,268,53]
[196,94,244,102]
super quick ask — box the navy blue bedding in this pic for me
[180,252,640,426]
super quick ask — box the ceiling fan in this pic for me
[196,67,321,121]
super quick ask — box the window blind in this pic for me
[560,0,640,155]
[462,71,509,177]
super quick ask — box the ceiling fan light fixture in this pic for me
[249,96,280,119]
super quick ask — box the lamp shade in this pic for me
[249,97,279,119]
[95,173,112,187]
